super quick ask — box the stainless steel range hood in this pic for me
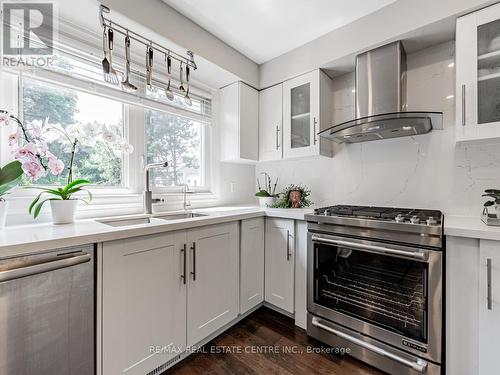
[320,41,443,144]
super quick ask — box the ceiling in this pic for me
[162,0,397,64]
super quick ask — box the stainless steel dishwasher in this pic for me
[0,245,95,375]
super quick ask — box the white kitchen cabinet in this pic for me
[282,69,333,158]
[240,217,265,313]
[186,222,239,346]
[102,232,187,375]
[259,84,283,161]
[265,218,295,313]
[479,240,500,375]
[220,81,259,163]
[456,3,500,143]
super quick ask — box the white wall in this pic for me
[257,41,500,216]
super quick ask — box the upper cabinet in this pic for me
[220,81,259,163]
[259,84,283,161]
[282,70,333,158]
[456,3,500,143]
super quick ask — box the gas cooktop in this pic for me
[311,205,443,226]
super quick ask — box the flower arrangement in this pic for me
[0,110,133,222]
[270,184,312,209]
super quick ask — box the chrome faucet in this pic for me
[183,184,194,211]
[144,161,168,214]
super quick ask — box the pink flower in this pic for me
[48,157,64,175]
[21,159,46,182]
[14,143,37,159]
[8,128,22,146]
[0,111,10,126]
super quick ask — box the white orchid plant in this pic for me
[0,110,134,218]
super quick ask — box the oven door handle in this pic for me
[311,317,428,373]
[311,234,429,261]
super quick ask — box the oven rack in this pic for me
[324,275,425,310]
[329,269,424,301]
[321,289,422,328]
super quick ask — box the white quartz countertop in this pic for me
[0,206,314,258]
[445,215,500,241]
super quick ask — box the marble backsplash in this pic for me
[256,41,500,216]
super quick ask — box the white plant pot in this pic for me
[0,200,8,229]
[50,199,78,224]
[257,196,275,208]
[496,205,500,217]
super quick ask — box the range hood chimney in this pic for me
[320,41,443,144]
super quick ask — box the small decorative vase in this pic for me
[0,200,8,228]
[50,199,78,224]
[258,196,275,208]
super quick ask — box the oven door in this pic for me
[307,231,442,363]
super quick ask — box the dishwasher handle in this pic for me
[0,252,91,283]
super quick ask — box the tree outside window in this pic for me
[146,109,202,188]
[22,78,124,186]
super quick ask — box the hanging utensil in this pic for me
[106,27,119,85]
[164,53,174,101]
[122,34,137,92]
[146,44,153,88]
[179,62,185,92]
[184,64,192,106]
[101,25,110,78]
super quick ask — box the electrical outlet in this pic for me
[230,182,236,193]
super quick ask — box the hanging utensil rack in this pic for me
[99,4,197,71]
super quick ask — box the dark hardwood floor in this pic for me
[167,307,384,375]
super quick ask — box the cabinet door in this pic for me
[283,71,319,158]
[102,232,187,375]
[259,84,283,161]
[220,82,259,162]
[240,217,265,313]
[265,218,294,313]
[456,3,500,142]
[187,222,239,346]
[479,240,500,375]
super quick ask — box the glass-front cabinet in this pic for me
[456,2,500,142]
[282,70,333,158]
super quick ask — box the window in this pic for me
[21,78,125,186]
[146,109,205,189]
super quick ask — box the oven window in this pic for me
[314,243,428,342]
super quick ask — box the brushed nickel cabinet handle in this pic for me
[487,258,492,310]
[286,230,291,261]
[180,244,187,284]
[276,125,280,150]
[462,84,466,126]
[190,242,196,281]
[313,117,318,144]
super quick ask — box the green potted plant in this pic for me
[0,160,23,228]
[483,189,500,217]
[255,172,278,207]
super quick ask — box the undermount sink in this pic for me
[97,212,208,227]
[98,217,153,227]
[155,212,208,220]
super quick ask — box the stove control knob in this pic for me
[410,215,420,224]
[426,216,437,226]
[395,214,405,223]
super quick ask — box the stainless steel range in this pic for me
[305,205,444,375]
